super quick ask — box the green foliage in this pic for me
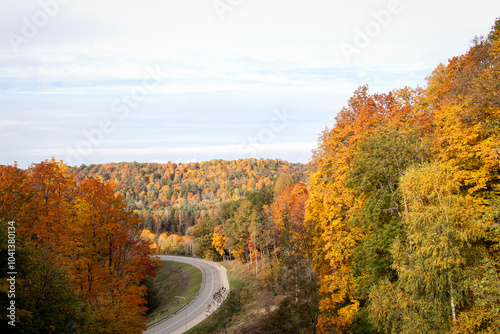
[0,221,81,334]
[246,185,275,210]
[191,218,218,259]
[224,199,257,262]
[488,17,500,41]
[16,244,81,334]
[219,199,244,221]
[258,297,317,334]
[345,126,430,301]
[369,162,495,333]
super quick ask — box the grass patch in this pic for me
[223,261,258,290]
[146,261,202,325]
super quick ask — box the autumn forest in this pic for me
[1,19,500,334]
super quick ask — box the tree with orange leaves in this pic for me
[0,159,156,333]
[69,178,155,333]
[20,159,75,251]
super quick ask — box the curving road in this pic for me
[144,256,229,334]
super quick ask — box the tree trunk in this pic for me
[449,275,456,333]
[255,251,258,278]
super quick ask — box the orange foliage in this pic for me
[0,159,156,333]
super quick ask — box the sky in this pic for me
[1,0,499,168]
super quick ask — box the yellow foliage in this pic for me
[140,229,157,252]
[455,305,500,334]
[211,225,226,256]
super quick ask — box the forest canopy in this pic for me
[70,159,306,235]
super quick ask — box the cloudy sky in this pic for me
[1,0,499,167]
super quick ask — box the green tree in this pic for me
[274,174,294,200]
[344,125,430,331]
[224,200,257,262]
[369,163,496,333]
[0,220,81,333]
[191,218,217,259]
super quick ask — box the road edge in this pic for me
[145,256,230,333]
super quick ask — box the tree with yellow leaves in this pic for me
[212,225,226,257]
[427,19,500,197]
[369,162,498,333]
[141,229,158,252]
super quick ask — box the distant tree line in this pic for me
[71,159,306,235]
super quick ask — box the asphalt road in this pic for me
[144,256,230,334]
